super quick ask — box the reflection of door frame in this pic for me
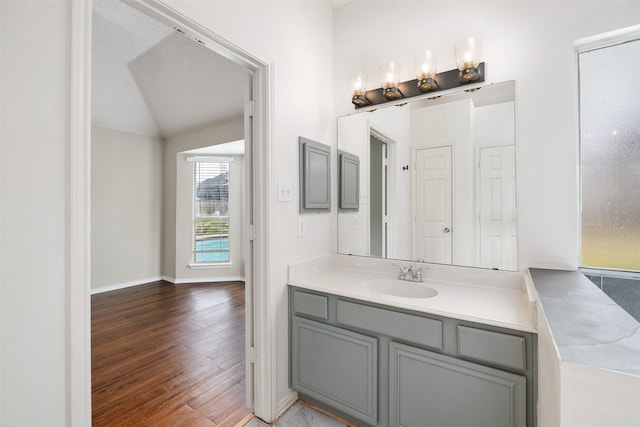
[369,134,386,257]
[370,126,396,258]
[69,1,271,424]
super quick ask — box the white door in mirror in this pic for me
[414,146,452,264]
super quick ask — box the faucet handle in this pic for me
[412,267,425,282]
[392,263,412,279]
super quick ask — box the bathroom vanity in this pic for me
[288,255,538,427]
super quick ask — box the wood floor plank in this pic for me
[92,280,251,426]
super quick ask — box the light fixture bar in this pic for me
[353,62,485,109]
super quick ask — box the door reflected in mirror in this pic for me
[337,81,516,271]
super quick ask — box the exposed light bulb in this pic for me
[455,36,482,81]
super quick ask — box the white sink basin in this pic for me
[365,279,438,299]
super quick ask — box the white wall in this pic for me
[474,101,515,149]
[537,300,640,427]
[161,1,336,413]
[337,106,411,259]
[333,1,640,271]
[561,362,640,426]
[536,301,563,426]
[337,113,370,255]
[0,1,70,424]
[1,0,334,421]
[91,126,163,291]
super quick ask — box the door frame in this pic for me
[68,1,272,424]
[369,126,396,258]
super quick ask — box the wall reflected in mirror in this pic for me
[337,81,516,271]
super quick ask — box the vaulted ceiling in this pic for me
[91,0,247,139]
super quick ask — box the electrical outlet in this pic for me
[353,215,359,229]
[277,180,293,202]
[298,218,306,237]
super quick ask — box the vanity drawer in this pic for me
[336,300,442,350]
[457,325,526,371]
[292,290,328,320]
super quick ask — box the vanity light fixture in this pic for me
[415,50,439,92]
[380,61,403,100]
[351,72,371,107]
[455,36,482,82]
[351,38,484,109]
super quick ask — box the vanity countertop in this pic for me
[288,254,537,333]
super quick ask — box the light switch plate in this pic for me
[298,218,306,237]
[278,180,293,202]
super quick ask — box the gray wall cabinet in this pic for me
[338,150,360,210]
[299,137,331,212]
[289,286,537,427]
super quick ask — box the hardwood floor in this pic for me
[92,280,252,426]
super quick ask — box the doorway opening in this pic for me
[369,134,388,258]
[71,0,271,424]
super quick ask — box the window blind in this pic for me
[193,159,231,263]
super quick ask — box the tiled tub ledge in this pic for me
[529,268,640,376]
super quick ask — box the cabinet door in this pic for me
[389,341,526,427]
[292,316,377,425]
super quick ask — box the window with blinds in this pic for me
[192,158,231,263]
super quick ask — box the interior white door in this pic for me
[478,145,517,270]
[413,146,452,263]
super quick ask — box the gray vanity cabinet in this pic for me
[291,316,378,425]
[389,341,526,427]
[289,286,536,427]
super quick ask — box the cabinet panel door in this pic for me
[457,325,526,371]
[292,316,378,425]
[292,290,329,320]
[389,341,526,427]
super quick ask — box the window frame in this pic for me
[189,156,233,265]
[576,25,640,274]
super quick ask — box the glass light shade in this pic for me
[455,36,481,71]
[415,50,438,79]
[351,72,368,97]
[351,72,370,107]
[379,61,401,90]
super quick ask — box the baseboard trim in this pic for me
[277,390,299,419]
[91,276,164,295]
[91,276,247,294]
[163,275,245,284]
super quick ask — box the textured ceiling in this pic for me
[92,0,247,139]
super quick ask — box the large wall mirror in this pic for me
[337,80,517,270]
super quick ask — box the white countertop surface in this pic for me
[288,254,537,333]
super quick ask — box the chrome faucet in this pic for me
[393,264,424,282]
[412,267,424,282]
